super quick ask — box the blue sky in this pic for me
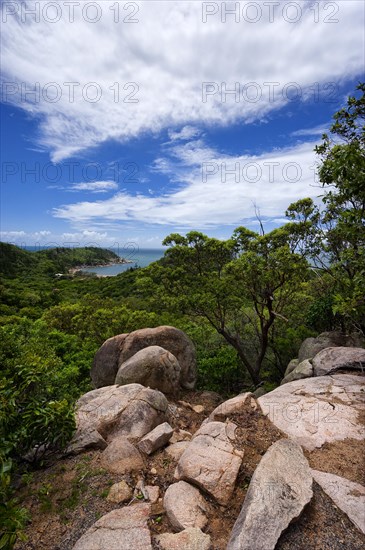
[1,0,364,249]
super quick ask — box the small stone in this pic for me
[150,468,157,475]
[145,485,159,504]
[137,422,174,455]
[156,528,211,550]
[107,480,132,503]
[192,405,205,414]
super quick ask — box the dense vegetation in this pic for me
[0,85,364,548]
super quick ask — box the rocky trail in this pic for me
[14,327,365,550]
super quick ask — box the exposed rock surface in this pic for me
[175,421,243,505]
[72,504,152,550]
[118,326,197,389]
[66,427,107,455]
[280,359,313,385]
[155,528,211,550]
[312,346,365,376]
[107,480,133,503]
[258,374,365,451]
[91,333,127,387]
[164,481,210,532]
[115,345,181,396]
[137,422,173,455]
[207,392,253,421]
[284,358,299,378]
[312,469,365,535]
[69,384,168,452]
[227,439,313,550]
[298,331,364,363]
[100,436,144,474]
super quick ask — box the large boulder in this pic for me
[280,359,313,385]
[72,504,151,550]
[312,347,365,376]
[311,469,365,535]
[175,421,244,505]
[298,331,364,363]
[91,334,127,387]
[115,346,181,396]
[227,439,313,550]
[91,326,197,389]
[68,384,168,453]
[258,374,365,451]
[164,481,210,532]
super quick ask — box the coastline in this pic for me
[68,258,133,276]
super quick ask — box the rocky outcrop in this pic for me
[280,359,313,385]
[116,346,181,396]
[298,331,364,363]
[312,470,365,535]
[72,504,152,549]
[91,333,128,387]
[164,481,210,532]
[258,374,365,450]
[68,384,168,454]
[91,326,197,389]
[312,346,365,376]
[227,439,313,550]
[175,421,243,505]
[155,528,211,550]
[100,436,144,474]
[137,422,173,455]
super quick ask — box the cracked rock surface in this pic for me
[174,420,244,505]
[72,503,152,550]
[227,439,313,550]
[258,374,365,450]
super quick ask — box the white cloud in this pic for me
[70,181,118,193]
[1,1,364,160]
[168,126,201,142]
[291,124,329,137]
[54,139,320,228]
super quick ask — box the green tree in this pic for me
[138,229,309,385]
[287,83,365,333]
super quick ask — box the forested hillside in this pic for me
[1,85,364,549]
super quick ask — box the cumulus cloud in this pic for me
[1,0,364,160]
[54,139,320,228]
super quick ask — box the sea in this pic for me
[83,248,165,276]
[23,246,165,276]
